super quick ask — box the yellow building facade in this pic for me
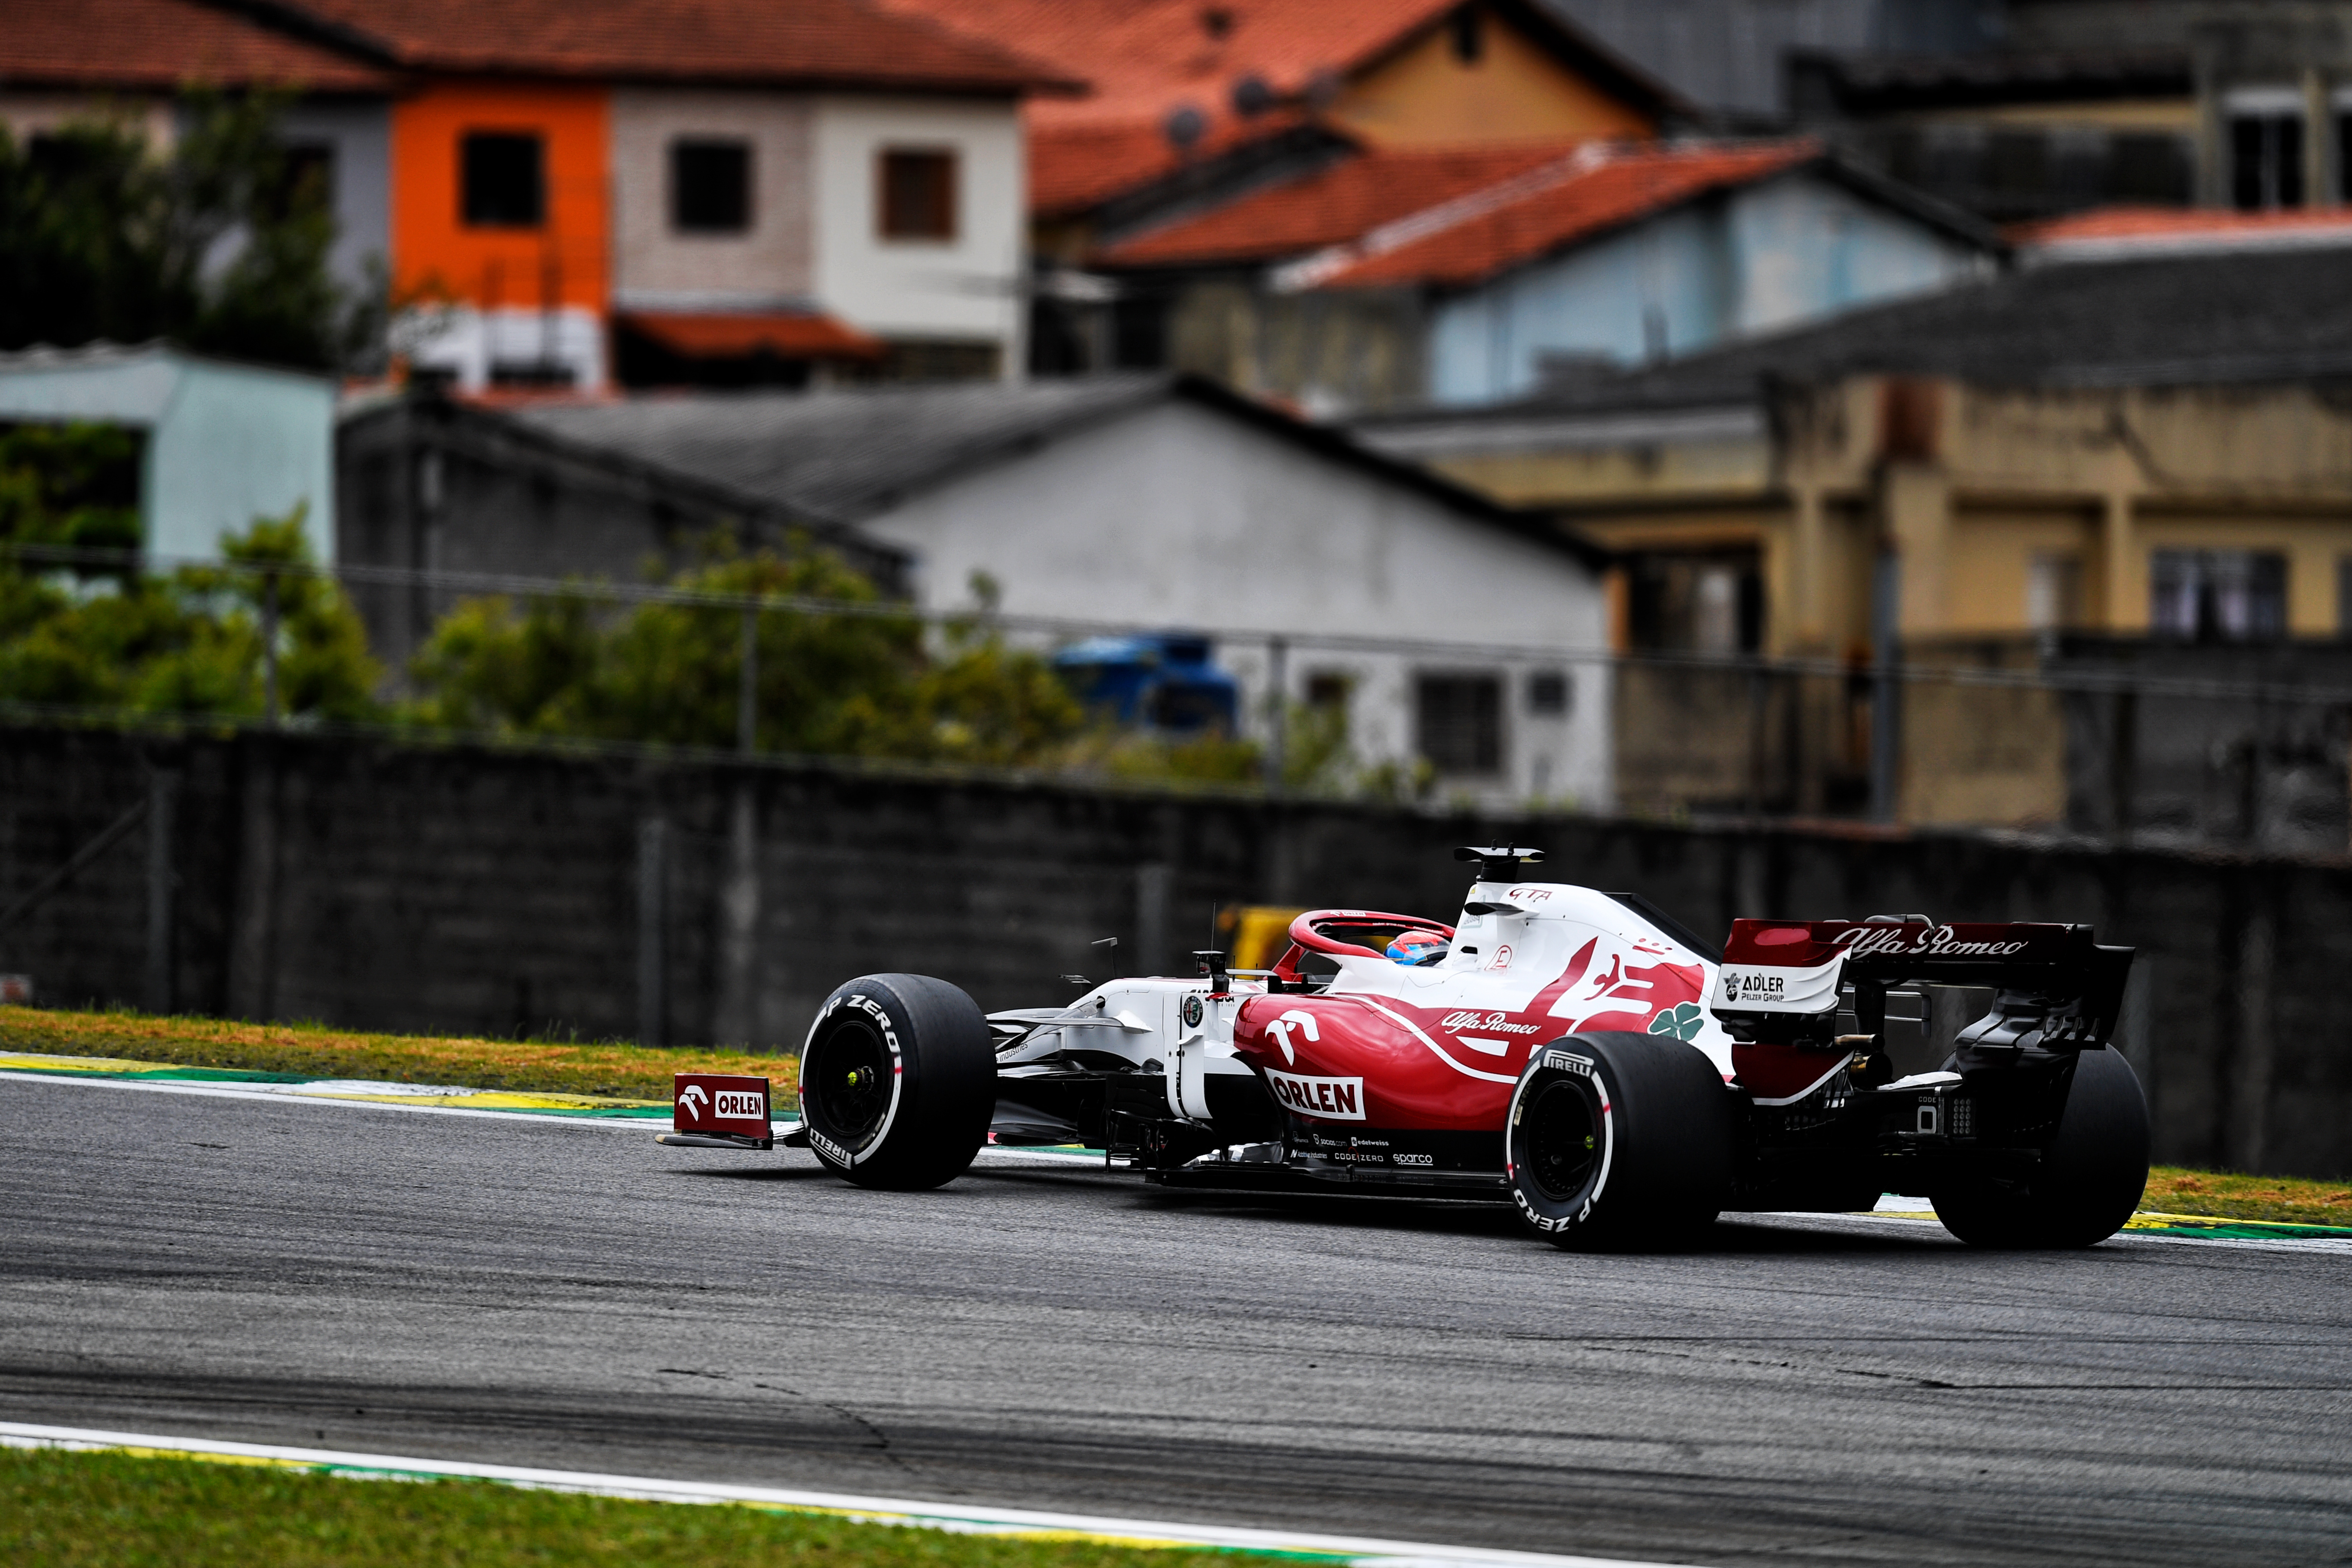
[1390,373,2352,828]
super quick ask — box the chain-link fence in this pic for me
[8,541,2351,853]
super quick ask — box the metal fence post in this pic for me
[260,572,282,729]
[144,768,179,1015]
[1265,636,1288,796]
[637,816,667,1047]
[1869,551,1902,824]
[737,601,758,755]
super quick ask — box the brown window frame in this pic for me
[878,147,958,243]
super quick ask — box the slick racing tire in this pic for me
[800,974,995,1191]
[1931,1047,2150,1249]
[1505,1032,1734,1250]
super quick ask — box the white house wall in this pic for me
[1426,171,1985,405]
[147,361,337,562]
[1430,203,1730,404]
[1726,174,1983,336]
[611,89,815,308]
[856,399,1612,808]
[810,94,1024,367]
[275,100,391,300]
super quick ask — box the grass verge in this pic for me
[0,1006,797,1102]
[0,1447,1244,1568]
[2142,1164,2352,1228]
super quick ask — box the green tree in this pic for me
[404,547,1085,766]
[0,93,362,370]
[0,422,142,556]
[0,508,379,721]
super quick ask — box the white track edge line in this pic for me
[0,1069,1135,1164]
[0,1421,1696,1568]
[0,1069,662,1128]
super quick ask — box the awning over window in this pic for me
[617,311,885,361]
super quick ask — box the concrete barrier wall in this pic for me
[3,723,2345,1178]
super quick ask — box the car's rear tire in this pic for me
[1931,1048,2149,1248]
[1505,1032,1733,1249]
[799,974,994,1190]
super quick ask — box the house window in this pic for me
[1305,671,1352,711]
[2335,89,2352,203]
[270,142,334,218]
[2227,89,2305,210]
[1526,671,1570,717]
[462,132,544,227]
[1627,552,1764,653]
[879,149,957,242]
[2151,550,2287,641]
[671,138,750,233]
[1417,673,1503,775]
[2027,554,2081,632]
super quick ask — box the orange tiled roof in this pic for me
[884,0,1673,215]
[1097,140,1586,266]
[878,0,1490,129]
[2010,204,2352,253]
[278,0,1076,92]
[1299,139,1817,290]
[1030,110,1314,219]
[0,0,395,91]
[620,311,885,360]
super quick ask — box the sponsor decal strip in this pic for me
[0,1422,1698,1568]
[1345,997,1519,1084]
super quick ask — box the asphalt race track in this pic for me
[4,1075,2349,1568]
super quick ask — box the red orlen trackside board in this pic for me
[674,1073,772,1144]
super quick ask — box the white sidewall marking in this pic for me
[1507,1052,1615,1232]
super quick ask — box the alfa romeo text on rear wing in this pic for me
[1711,919,2133,1050]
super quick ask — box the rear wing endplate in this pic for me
[1712,919,2132,1048]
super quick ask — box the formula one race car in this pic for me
[725,847,2150,1249]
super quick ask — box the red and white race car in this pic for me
[677,847,2150,1249]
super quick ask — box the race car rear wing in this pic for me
[1711,917,2133,1050]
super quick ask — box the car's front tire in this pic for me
[1931,1047,2149,1248]
[1505,1032,1733,1248]
[799,974,994,1190]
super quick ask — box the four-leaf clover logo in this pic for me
[1648,1001,1706,1041]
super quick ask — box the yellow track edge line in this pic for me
[0,1421,1697,1568]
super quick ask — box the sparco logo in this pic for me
[1439,1011,1540,1035]
[1263,1069,1367,1121]
[1835,924,2029,959]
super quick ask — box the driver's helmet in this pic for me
[1385,928,1449,966]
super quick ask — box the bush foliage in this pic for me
[0,94,364,370]
[0,480,378,721]
[405,548,1086,767]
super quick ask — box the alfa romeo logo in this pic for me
[1181,994,1205,1028]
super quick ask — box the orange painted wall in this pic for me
[391,82,609,311]
[1331,5,1656,148]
